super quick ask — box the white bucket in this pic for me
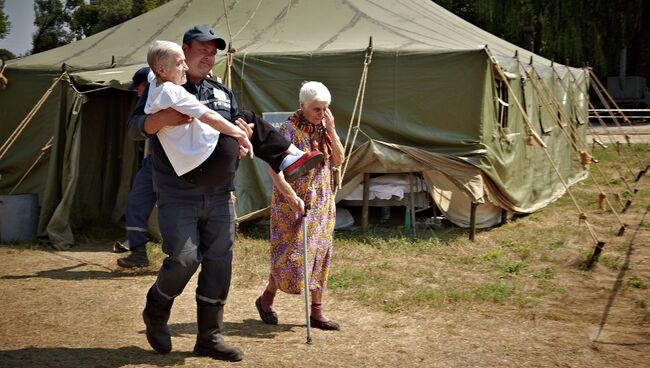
[0,194,39,242]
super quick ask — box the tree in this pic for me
[31,0,171,54]
[0,48,15,61]
[131,0,172,18]
[32,0,77,53]
[70,0,171,39]
[0,0,11,40]
[435,0,649,81]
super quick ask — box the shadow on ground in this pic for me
[0,262,157,281]
[163,319,302,340]
[0,346,188,368]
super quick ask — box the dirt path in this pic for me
[1,238,648,368]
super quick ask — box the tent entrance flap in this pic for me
[339,140,502,228]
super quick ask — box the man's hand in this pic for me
[144,108,192,134]
[234,118,254,139]
[234,128,254,159]
[238,145,249,159]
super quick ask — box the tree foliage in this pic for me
[436,0,649,79]
[32,0,77,53]
[69,0,171,39]
[0,48,15,61]
[0,0,11,40]
[32,0,171,54]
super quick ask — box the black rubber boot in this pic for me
[117,246,150,268]
[193,301,243,362]
[142,286,173,354]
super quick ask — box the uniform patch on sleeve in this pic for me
[213,89,228,101]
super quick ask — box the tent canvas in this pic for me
[0,0,588,247]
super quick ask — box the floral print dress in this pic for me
[268,113,336,294]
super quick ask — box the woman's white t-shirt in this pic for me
[145,72,220,176]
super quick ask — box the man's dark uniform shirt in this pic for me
[128,78,238,195]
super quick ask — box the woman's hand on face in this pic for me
[324,108,335,129]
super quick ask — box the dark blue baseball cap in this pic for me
[128,67,150,90]
[183,24,226,50]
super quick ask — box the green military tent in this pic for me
[0,0,588,247]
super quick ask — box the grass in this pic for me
[236,215,577,314]
[232,144,649,314]
[4,145,644,317]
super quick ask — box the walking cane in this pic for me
[302,203,313,344]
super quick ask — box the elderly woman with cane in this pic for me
[255,81,345,330]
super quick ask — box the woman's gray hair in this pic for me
[299,81,331,106]
[147,40,183,75]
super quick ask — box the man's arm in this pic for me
[127,91,151,141]
[199,110,253,158]
[127,85,192,141]
[267,167,304,215]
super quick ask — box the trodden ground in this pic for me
[0,145,648,367]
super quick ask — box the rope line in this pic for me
[485,46,601,244]
[565,68,642,188]
[230,0,263,41]
[526,65,627,229]
[340,39,374,189]
[0,72,66,161]
[222,0,234,42]
[0,63,8,89]
[551,67,637,212]
[222,0,235,90]
[588,69,646,167]
[9,137,53,194]
[589,70,646,135]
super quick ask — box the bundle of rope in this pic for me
[0,62,8,89]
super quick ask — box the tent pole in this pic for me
[469,202,477,241]
[500,209,508,225]
[409,172,416,238]
[362,173,370,232]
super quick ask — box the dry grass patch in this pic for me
[0,144,648,367]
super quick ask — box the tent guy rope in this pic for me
[9,137,53,195]
[485,46,602,246]
[523,64,627,235]
[0,72,66,162]
[340,37,374,190]
[589,69,647,171]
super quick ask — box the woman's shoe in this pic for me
[309,317,340,331]
[255,297,278,325]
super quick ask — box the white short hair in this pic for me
[147,40,183,74]
[299,81,331,106]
